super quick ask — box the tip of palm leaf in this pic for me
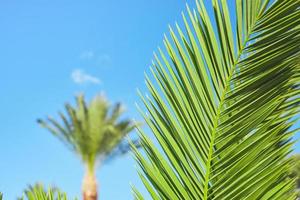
[36,118,43,124]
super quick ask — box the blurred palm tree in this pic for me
[38,94,138,200]
[18,183,74,200]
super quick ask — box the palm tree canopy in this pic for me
[133,0,300,199]
[18,184,76,200]
[38,94,137,169]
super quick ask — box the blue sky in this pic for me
[0,0,193,199]
[0,0,299,199]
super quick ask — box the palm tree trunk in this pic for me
[82,169,98,200]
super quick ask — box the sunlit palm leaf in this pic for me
[133,0,300,199]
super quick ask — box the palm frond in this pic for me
[18,184,76,200]
[133,0,300,199]
[38,94,138,168]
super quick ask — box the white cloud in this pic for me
[71,69,101,85]
[80,50,95,60]
[80,50,112,68]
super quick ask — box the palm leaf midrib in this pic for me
[202,10,268,199]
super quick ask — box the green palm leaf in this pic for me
[133,0,300,199]
[18,184,76,200]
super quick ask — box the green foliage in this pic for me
[291,154,300,187]
[290,154,300,196]
[38,94,137,170]
[18,184,76,200]
[0,192,3,200]
[133,0,300,199]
